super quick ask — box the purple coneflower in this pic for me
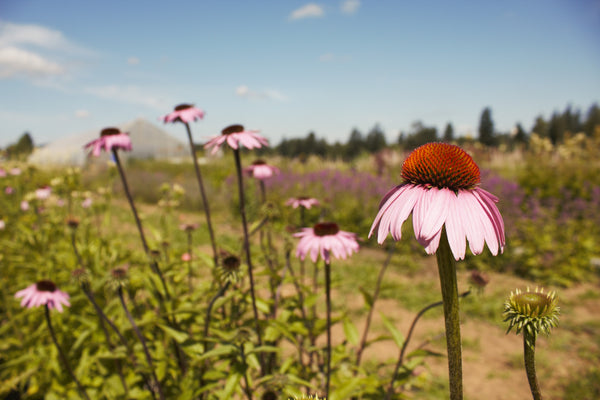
[15,280,70,312]
[35,186,52,200]
[286,196,320,210]
[160,103,205,123]
[204,124,269,155]
[369,142,505,260]
[370,142,505,400]
[5,186,13,194]
[295,222,359,263]
[294,222,359,398]
[10,167,21,176]
[20,200,29,211]
[0,168,5,177]
[244,160,280,180]
[84,128,132,156]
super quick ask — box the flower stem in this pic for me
[435,228,463,400]
[117,287,165,400]
[524,332,543,400]
[325,260,333,399]
[44,306,91,400]
[184,122,218,267]
[232,148,264,370]
[112,149,171,300]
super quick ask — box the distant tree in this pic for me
[478,107,495,146]
[531,115,548,138]
[513,123,528,144]
[344,128,364,160]
[563,105,582,135]
[365,124,386,153]
[583,103,600,137]
[443,123,454,142]
[6,132,34,159]
[548,112,566,145]
[403,121,437,150]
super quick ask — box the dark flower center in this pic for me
[222,124,244,136]
[313,222,340,237]
[111,267,128,280]
[401,143,480,190]
[252,160,266,166]
[36,280,57,292]
[514,292,553,313]
[100,127,121,137]
[222,255,241,272]
[66,216,80,228]
[174,103,193,111]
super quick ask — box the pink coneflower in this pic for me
[369,142,505,261]
[20,200,29,211]
[0,219,5,230]
[10,167,21,176]
[5,186,14,194]
[204,124,269,155]
[286,196,320,209]
[295,222,359,263]
[181,252,192,262]
[161,103,205,124]
[244,160,280,180]
[81,197,92,208]
[15,280,71,312]
[35,186,52,200]
[84,127,132,157]
[0,168,6,177]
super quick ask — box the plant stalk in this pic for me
[524,332,543,400]
[325,259,333,399]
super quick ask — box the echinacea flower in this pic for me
[81,197,92,208]
[204,124,269,155]
[35,186,52,200]
[161,103,205,124]
[181,252,192,262]
[15,280,70,312]
[244,160,280,180]
[0,219,5,230]
[295,222,359,263]
[286,196,320,209]
[20,200,29,211]
[10,167,21,176]
[369,143,505,261]
[0,168,5,177]
[504,287,559,341]
[84,127,132,157]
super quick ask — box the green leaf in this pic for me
[158,323,189,343]
[359,287,374,309]
[343,317,359,346]
[381,313,405,348]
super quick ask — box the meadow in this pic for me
[1,131,599,400]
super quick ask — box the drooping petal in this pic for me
[444,193,467,260]
[456,190,486,255]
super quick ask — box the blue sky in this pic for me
[1,0,599,148]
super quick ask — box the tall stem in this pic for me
[325,260,333,399]
[184,123,218,267]
[524,333,543,400]
[44,306,91,400]
[435,228,463,400]
[232,148,264,370]
[117,286,165,400]
[112,149,170,300]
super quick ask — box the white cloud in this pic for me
[85,85,169,110]
[319,53,335,62]
[127,56,140,65]
[0,46,64,78]
[235,85,288,102]
[289,3,325,20]
[75,109,90,118]
[341,0,360,14]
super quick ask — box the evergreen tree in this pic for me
[548,112,566,145]
[531,115,548,138]
[365,124,386,153]
[403,121,437,150]
[513,123,528,144]
[478,107,495,146]
[344,128,364,160]
[583,103,600,137]
[443,122,454,142]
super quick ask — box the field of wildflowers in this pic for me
[1,118,599,399]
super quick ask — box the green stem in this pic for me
[44,306,91,400]
[233,148,264,372]
[184,122,218,267]
[524,332,543,400]
[435,228,463,400]
[325,259,332,399]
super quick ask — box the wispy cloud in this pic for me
[85,85,170,110]
[235,85,288,102]
[0,46,64,78]
[75,109,90,119]
[340,0,360,14]
[289,3,325,20]
[0,21,93,80]
[127,56,140,65]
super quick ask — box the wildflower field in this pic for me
[1,124,599,400]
